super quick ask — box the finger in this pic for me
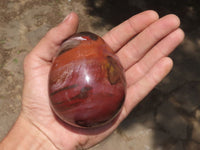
[103,10,159,51]
[122,57,173,117]
[126,28,184,87]
[29,12,79,62]
[117,14,180,70]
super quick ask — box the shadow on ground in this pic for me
[85,0,200,149]
[85,0,200,36]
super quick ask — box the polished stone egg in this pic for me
[49,32,126,128]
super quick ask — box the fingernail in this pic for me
[63,13,72,22]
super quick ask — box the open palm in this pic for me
[21,11,184,150]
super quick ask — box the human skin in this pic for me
[0,10,184,150]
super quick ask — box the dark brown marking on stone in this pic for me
[58,38,81,56]
[106,56,121,85]
[78,32,98,41]
[50,84,78,96]
[70,86,92,100]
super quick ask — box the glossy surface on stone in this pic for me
[49,32,126,128]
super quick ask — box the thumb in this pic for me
[25,12,79,64]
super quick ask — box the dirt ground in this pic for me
[0,0,200,150]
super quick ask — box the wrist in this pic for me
[0,113,57,150]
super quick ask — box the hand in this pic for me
[3,11,184,150]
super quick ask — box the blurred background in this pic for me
[0,0,199,149]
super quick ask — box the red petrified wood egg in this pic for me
[49,32,126,128]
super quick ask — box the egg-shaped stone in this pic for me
[49,32,126,128]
